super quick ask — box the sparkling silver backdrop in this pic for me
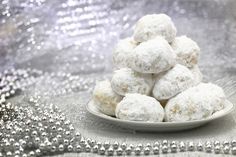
[1,0,236,155]
[1,0,236,79]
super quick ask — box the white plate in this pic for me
[86,100,235,132]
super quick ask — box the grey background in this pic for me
[1,0,236,156]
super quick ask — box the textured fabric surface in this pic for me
[1,0,236,156]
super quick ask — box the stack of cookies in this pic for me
[92,14,227,122]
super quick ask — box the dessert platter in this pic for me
[87,14,235,131]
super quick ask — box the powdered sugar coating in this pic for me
[152,64,196,100]
[115,94,164,122]
[165,83,226,122]
[113,38,137,68]
[196,83,226,112]
[133,14,177,43]
[131,36,176,74]
[171,36,200,68]
[189,65,203,85]
[93,80,123,116]
[111,68,154,96]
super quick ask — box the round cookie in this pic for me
[165,83,226,122]
[93,80,123,116]
[171,36,200,68]
[113,38,137,68]
[152,64,196,100]
[111,68,154,96]
[197,83,226,112]
[131,36,176,74]
[115,94,164,122]
[133,14,177,43]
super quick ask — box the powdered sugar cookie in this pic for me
[133,14,176,43]
[172,36,200,68]
[93,80,122,116]
[131,37,176,74]
[152,64,195,100]
[165,83,226,122]
[113,38,137,68]
[111,68,154,96]
[116,94,164,122]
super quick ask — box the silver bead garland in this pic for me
[1,68,236,156]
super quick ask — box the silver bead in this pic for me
[85,145,91,152]
[125,146,132,155]
[107,147,114,156]
[65,131,71,138]
[113,141,119,149]
[52,138,58,145]
[153,146,159,154]
[39,143,45,151]
[134,147,141,155]
[6,151,12,156]
[188,142,194,151]
[232,140,236,147]
[99,146,105,155]
[146,143,151,148]
[58,144,64,152]
[162,145,168,153]
[121,142,127,150]
[232,147,236,155]
[214,140,220,146]
[205,141,211,146]
[64,139,69,146]
[67,145,73,152]
[144,147,150,155]
[97,142,102,148]
[137,143,143,149]
[31,131,37,137]
[104,141,110,149]
[223,145,230,154]
[34,137,41,145]
[205,144,212,153]
[29,151,35,157]
[19,147,24,153]
[35,149,41,156]
[179,141,186,152]
[170,144,177,153]
[223,140,230,146]
[14,142,20,149]
[22,154,28,157]
[197,142,203,151]
[92,145,99,153]
[116,147,123,156]
[214,145,221,154]
[171,141,177,146]
[50,146,56,152]
[90,140,96,147]
[14,150,21,155]
[80,138,86,146]
[129,144,134,150]
[86,138,92,145]
[76,145,81,152]
[153,141,160,147]
[46,141,52,150]
[162,140,168,146]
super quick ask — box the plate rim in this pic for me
[86,99,235,126]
